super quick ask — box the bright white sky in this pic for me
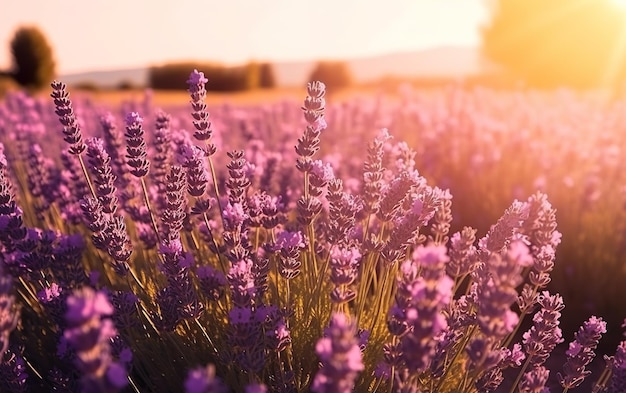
[0,0,488,74]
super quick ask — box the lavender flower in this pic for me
[312,313,364,393]
[479,200,530,256]
[162,165,188,240]
[396,244,453,373]
[152,110,172,187]
[226,150,252,207]
[245,383,267,393]
[124,112,150,178]
[329,246,361,304]
[606,341,626,393]
[522,291,565,367]
[0,264,18,357]
[50,81,86,155]
[519,366,550,393]
[326,179,362,245]
[475,241,527,339]
[179,144,209,199]
[362,128,391,215]
[559,316,607,390]
[196,265,226,301]
[63,287,128,393]
[227,259,257,308]
[103,215,132,276]
[99,112,129,184]
[184,364,226,393]
[187,70,215,146]
[295,81,326,170]
[86,137,118,214]
[222,202,249,232]
[272,230,305,279]
[447,226,479,279]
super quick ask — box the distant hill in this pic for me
[59,46,485,89]
[59,68,149,89]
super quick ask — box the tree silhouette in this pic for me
[258,62,276,89]
[481,0,626,89]
[10,26,56,89]
[308,61,352,92]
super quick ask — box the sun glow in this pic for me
[610,0,626,9]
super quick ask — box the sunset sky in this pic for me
[0,0,489,74]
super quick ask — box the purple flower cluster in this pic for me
[50,81,86,155]
[394,245,453,375]
[559,316,607,389]
[62,287,128,393]
[0,263,18,357]
[312,313,364,393]
[124,112,150,178]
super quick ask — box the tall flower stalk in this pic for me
[50,81,96,199]
[124,112,160,244]
[186,70,225,229]
[295,81,327,298]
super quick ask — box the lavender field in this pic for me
[0,72,625,392]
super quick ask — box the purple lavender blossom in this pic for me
[227,259,257,308]
[312,313,364,393]
[606,341,626,393]
[519,366,550,393]
[222,202,249,232]
[245,383,267,393]
[329,246,361,304]
[196,265,226,301]
[63,287,128,393]
[124,112,150,178]
[295,81,326,172]
[395,244,453,373]
[99,112,129,184]
[362,128,392,215]
[152,110,172,187]
[179,144,210,199]
[50,81,86,155]
[226,150,252,207]
[184,364,226,393]
[479,200,530,256]
[272,230,305,279]
[559,316,607,390]
[522,291,565,367]
[162,165,188,240]
[447,226,479,279]
[86,137,118,214]
[474,241,527,339]
[0,263,18,357]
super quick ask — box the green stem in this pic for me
[435,324,477,391]
[201,211,227,274]
[501,285,539,348]
[207,155,225,227]
[508,355,532,393]
[194,318,219,356]
[140,177,160,244]
[77,153,97,199]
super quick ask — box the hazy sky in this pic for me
[0,0,489,74]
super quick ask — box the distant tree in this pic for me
[10,26,56,89]
[149,62,258,91]
[482,0,626,90]
[258,62,276,88]
[308,61,352,92]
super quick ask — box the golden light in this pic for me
[609,0,626,9]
